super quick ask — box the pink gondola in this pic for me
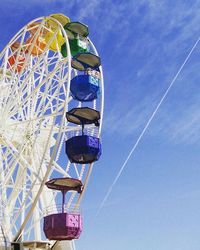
[43,177,83,241]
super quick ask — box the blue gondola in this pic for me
[70,74,100,102]
[70,53,101,102]
[65,107,101,164]
[66,135,101,164]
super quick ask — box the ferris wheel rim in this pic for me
[74,38,104,209]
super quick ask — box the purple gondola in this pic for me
[43,178,83,241]
[66,135,101,164]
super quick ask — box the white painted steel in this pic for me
[0,15,103,249]
[52,241,76,250]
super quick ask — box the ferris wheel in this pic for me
[0,14,104,250]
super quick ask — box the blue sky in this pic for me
[1,0,200,249]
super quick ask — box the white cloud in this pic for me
[156,99,200,144]
[103,92,160,137]
[100,0,200,146]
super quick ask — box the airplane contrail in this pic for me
[96,36,200,216]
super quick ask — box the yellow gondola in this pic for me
[46,13,70,29]
[44,14,70,52]
[45,30,65,52]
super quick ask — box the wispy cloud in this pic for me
[103,92,160,136]
[99,0,200,146]
[104,56,200,145]
[155,94,200,145]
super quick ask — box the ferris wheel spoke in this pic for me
[34,87,65,118]
[11,200,33,233]
[26,216,34,240]
[8,60,68,119]
[46,92,67,106]
[11,171,45,233]
[31,194,42,239]
[3,145,39,188]
[39,183,57,213]
[10,20,47,74]
[7,161,43,205]
[7,167,27,207]
[6,61,68,123]
[1,130,51,188]
[11,222,18,235]
[24,214,43,237]
[2,143,28,184]
[0,145,12,164]
[7,104,67,128]
[51,161,70,177]
[33,75,60,116]
[23,190,56,239]
[66,192,77,210]
[6,37,67,119]
[72,163,82,180]
[0,151,7,217]
[7,29,27,70]
[35,94,72,119]
[4,24,45,107]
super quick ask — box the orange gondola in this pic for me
[8,54,25,73]
[26,36,47,56]
[25,22,47,56]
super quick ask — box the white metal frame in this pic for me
[0,15,104,249]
